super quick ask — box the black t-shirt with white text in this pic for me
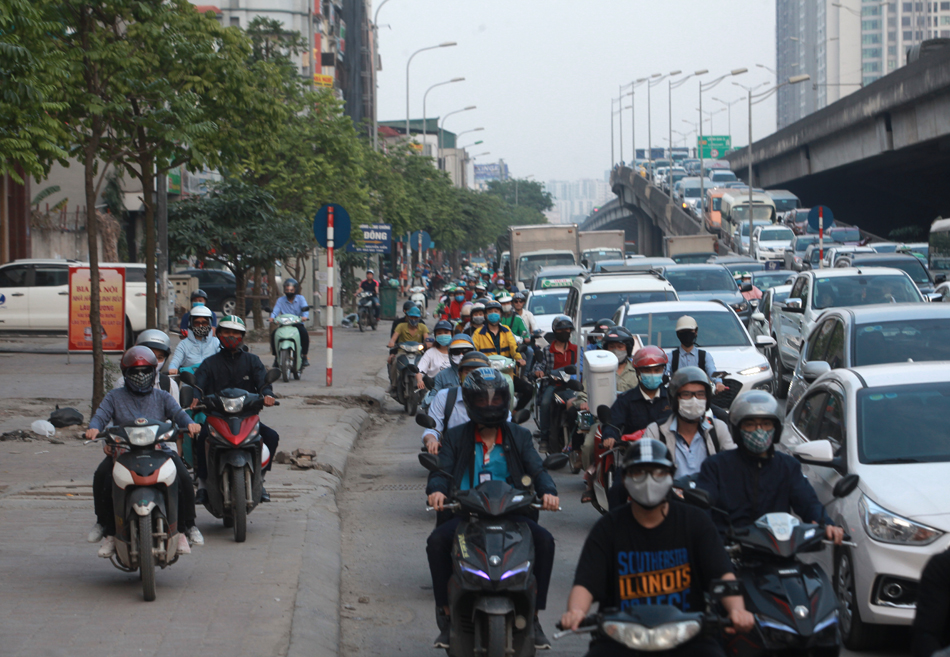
[573,501,732,613]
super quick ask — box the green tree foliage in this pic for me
[485,178,554,214]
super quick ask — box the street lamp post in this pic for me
[406,42,457,140]
[627,78,648,166]
[669,70,708,171]
[371,0,394,151]
[711,97,743,143]
[647,71,680,174]
[422,77,464,156]
[453,128,483,187]
[438,105,476,175]
[698,68,748,219]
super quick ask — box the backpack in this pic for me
[159,373,171,393]
[48,406,84,428]
[443,387,459,433]
[670,348,706,374]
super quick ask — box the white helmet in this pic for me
[190,305,214,320]
[135,329,171,357]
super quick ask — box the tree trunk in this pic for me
[140,159,156,328]
[234,268,247,319]
[251,265,264,331]
[85,146,105,412]
[267,265,279,308]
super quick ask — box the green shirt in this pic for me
[500,313,528,339]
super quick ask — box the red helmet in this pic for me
[120,346,158,373]
[632,345,668,370]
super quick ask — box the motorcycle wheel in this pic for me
[403,377,415,415]
[139,513,156,602]
[231,466,247,543]
[485,614,508,657]
[370,313,377,330]
[280,349,291,383]
[358,310,365,332]
[395,374,406,404]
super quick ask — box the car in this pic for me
[525,287,569,334]
[0,258,174,342]
[672,177,704,215]
[821,245,875,268]
[781,362,950,649]
[661,167,687,194]
[530,265,587,292]
[707,169,738,184]
[785,208,812,235]
[770,267,926,396]
[897,242,929,263]
[751,269,796,293]
[748,284,792,355]
[834,253,936,295]
[176,268,273,316]
[732,219,774,256]
[598,257,676,272]
[827,226,862,245]
[800,243,825,271]
[765,189,802,221]
[751,224,795,262]
[868,241,900,254]
[613,300,774,408]
[670,252,719,265]
[785,303,950,410]
[784,234,819,271]
[657,264,753,323]
[564,270,678,346]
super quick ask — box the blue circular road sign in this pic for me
[807,205,835,232]
[313,204,352,248]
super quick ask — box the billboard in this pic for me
[474,162,509,182]
[346,223,392,254]
[68,266,126,353]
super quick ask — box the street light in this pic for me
[456,127,484,140]
[698,67,748,209]
[669,70,707,166]
[623,77,649,165]
[406,42,457,139]
[459,140,484,149]
[756,63,776,76]
[646,70,681,173]
[438,105,476,174]
[422,77,465,155]
[832,1,886,84]
[370,0,395,150]
[700,106,726,133]
[473,152,490,157]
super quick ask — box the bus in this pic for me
[928,217,950,278]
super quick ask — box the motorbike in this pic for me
[180,369,281,542]
[274,311,308,382]
[410,286,428,317]
[580,405,643,514]
[394,341,426,415]
[487,354,518,410]
[534,365,581,454]
[357,291,378,332]
[418,447,568,657]
[88,419,184,601]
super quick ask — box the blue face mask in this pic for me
[192,302,204,308]
[640,373,664,390]
[455,294,465,302]
[435,334,452,346]
[487,312,501,324]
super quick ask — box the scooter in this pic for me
[180,369,281,542]
[535,366,581,454]
[357,291,377,332]
[394,341,426,415]
[581,405,644,514]
[418,447,568,657]
[410,286,428,317]
[89,419,183,601]
[274,311,307,382]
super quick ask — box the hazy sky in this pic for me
[376,0,778,181]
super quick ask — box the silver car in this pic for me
[783,362,950,650]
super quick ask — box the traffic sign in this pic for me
[697,135,731,159]
[808,205,835,232]
[409,230,432,251]
[313,204,351,248]
[346,223,392,254]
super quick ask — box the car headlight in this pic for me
[860,496,943,545]
[603,620,701,651]
[731,301,749,313]
[221,395,246,414]
[127,425,158,447]
[739,364,770,376]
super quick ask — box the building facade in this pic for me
[543,179,612,226]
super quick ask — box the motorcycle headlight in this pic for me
[500,560,531,580]
[860,496,942,545]
[127,425,158,447]
[739,364,769,376]
[731,301,749,313]
[603,620,701,651]
[280,317,294,325]
[221,395,246,414]
[458,562,490,580]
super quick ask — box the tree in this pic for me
[485,178,554,214]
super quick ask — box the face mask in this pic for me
[285,291,296,300]
[608,346,628,360]
[678,397,706,421]
[408,318,420,327]
[676,330,697,347]
[155,360,165,373]
[501,303,512,312]
[487,312,501,324]
[472,316,485,325]
[192,301,205,308]
[741,428,775,454]
[219,334,243,351]
[625,473,673,509]
[435,334,452,346]
[451,354,464,365]
[455,295,465,302]
[191,324,211,339]
[125,368,156,395]
[554,331,571,344]
[640,373,664,390]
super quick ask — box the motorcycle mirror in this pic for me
[179,386,194,409]
[832,473,860,498]
[596,405,612,425]
[415,413,437,429]
[264,368,282,385]
[513,408,531,425]
[680,487,710,510]
[302,305,311,311]
[406,364,420,374]
[563,365,577,375]
[542,453,570,471]
[708,578,744,600]
[566,379,583,391]
[418,452,440,473]
[179,371,198,387]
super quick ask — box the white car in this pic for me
[525,287,570,334]
[783,362,950,650]
[821,245,875,268]
[751,224,795,263]
[612,300,774,408]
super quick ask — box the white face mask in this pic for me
[451,354,464,365]
[678,397,706,421]
[624,473,673,509]
[501,303,512,312]
[155,360,165,372]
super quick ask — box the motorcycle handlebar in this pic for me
[425,502,561,512]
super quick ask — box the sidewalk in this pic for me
[0,326,397,657]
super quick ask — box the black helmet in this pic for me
[459,350,491,370]
[668,366,712,415]
[593,318,616,334]
[284,278,298,290]
[433,319,454,333]
[484,300,502,312]
[552,315,575,332]
[601,326,635,357]
[403,300,415,313]
[190,289,208,302]
[729,390,784,446]
[621,438,675,472]
[512,292,526,301]
[461,366,511,427]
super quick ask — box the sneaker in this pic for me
[302,355,310,367]
[177,533,191,554]
[272,357,280,368]
[433,625,451,649]
[534,617,551,650]
[186,526,204,546]
[260,485,271,503]
[97,536,116,558]
[87,523,105,543]
[195,488,209,505]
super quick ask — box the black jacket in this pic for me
[913,549,950,657]
[194,346,274,400]
[696,447,833,533]
[426,421,557,498]
[602,386,673,442]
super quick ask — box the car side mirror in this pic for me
[784,298,804,313]
[755,334,776,348]
[597,404,613,425]
[802,360,831,382]
[751,312,766,323]
[264,368,282,385]
[927,293,942,303]
[792,439,835,465]
[418,452,440,473]
[935,274,947,284]
[833,473,860,498]
[542,453,569,471]
[415,413,436,429]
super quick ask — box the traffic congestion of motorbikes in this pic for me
[80,251,950,657]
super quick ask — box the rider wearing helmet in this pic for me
[463,302,486,336]
[270,278,310,367]
[738,272,762,302]
[415,320,455,390]
[193,315,280,503]
[600,346,672,444]
[533,315,580,450]
[471,300,524,364]
[121,329,179,398]
[179,288,217,336]
[696,390,845,544]
[561,438,755,647]
[443,285,467,321]
[387,306,429,388]
[510,291,536,333]
[425,366,560,650]
[391,300,418,336]
[666,315,726,395]
[496,292,528,339]
[431,334,476,393]
[355,269,381,320]
[169,305,220,376]
[85,347,203,558]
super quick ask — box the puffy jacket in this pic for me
[169,332,221,370]
[472,324,520,360]
[426,421,557,498]
[193,347,274,400]
[601,386,673,442]
[643,415,736,469]
[696,448,834,533]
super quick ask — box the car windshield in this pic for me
[663,269,737,292]
[831,228,861,242]
[854,318,950,366]
[794,236,818,252]
[624,310,749,348]
[723,262,765,274]
[857,382,950,464]
[759,228,794,242]
[860,258,930,284]
[581,291,676,325]
[812,274,922,309]
[753,272,793,291]
[583,250,623,264]
[520,254,575,279]
[711,198,722,211]
[773,198,799,212]
[711,171,737,181]
[739,220,772,236]
[672,253,717,264]
[734,206,774,223]
[871,243,898,253]
[528,291,568,316]
[683,186,701,198]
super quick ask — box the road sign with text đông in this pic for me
[697,135,732,159]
